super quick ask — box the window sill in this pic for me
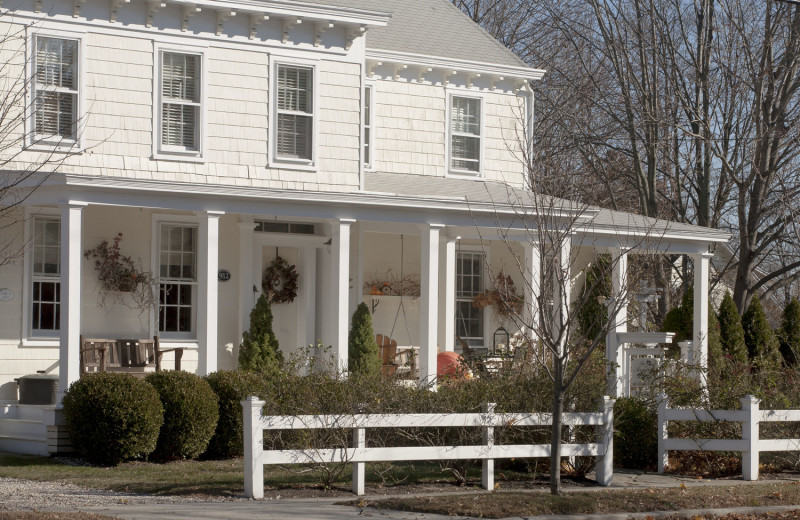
[152,151,205,164]
[22,338,60,348]
[269,158,317,173]
[26,142,83,154]
[446,170,483,180]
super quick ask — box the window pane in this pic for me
[278,66,311,113]
[36,38,77,89]
[277,114,312,159]
[162,53,198,101]
[161,103,196,148]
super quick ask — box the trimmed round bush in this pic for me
[145,370,219,460]
[204,370,271,459]
[613,397,657,470]
[62,372,163,466]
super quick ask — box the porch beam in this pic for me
[331,218,355,373]
[58,202,86,403]
[606,247,628,397]
[693,251,713,395]
[198,210,224,375]
[420,224,444,387]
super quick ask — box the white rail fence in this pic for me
[242,396,615,498]
[658,394,800,480]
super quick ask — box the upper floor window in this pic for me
[275,64,313,161]
[158,224,197,336]
[450,96,482,175]
[30,216,61,336]
[363,85,373,168]
[34,36,78,142]
[159,51,201,155]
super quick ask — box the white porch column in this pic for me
[524,241,541,341]
[198,211,224,375]
[331,218,354,373]
[606,247,628,397]
[554,235,571,359]
[692,251,713,392]
[350,223,363,319]
[298,246,317,353]
[58,202,85,403]
[438,235,457,352]
[420,224,444,387]
[238,218,255,336]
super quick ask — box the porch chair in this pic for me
[376,334,410,377]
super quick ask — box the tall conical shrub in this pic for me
[717,292,748,364]
[662,289,693,344]
[238,294,283,374]
[780,298,800,366]
[742,296,782,371]
[348,302,380,376]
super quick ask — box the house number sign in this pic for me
[0,288,13,302]
[218,270,231,282]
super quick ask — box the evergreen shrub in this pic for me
[62,372,163,466]
[742,296,782,371]
[613,397,657,470]
[238,294,284,375]
[780,298,800,366]
[348,302,380,376]
[717,292,748,364]
[204,370,271,459]
[145,370,219,460]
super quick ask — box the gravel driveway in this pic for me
[0,478,239,512]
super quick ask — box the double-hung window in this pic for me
[450,96,482,174]
[158,224,197,336]
[30,216,61,336]
[455,251,484,347]
[275,64,313,161]
[33,36,79,142]
[160,52,201,154]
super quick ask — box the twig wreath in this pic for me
[262,256,298,304]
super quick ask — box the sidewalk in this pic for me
[80,470,800,520]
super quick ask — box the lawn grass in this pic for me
[365,482,800,519]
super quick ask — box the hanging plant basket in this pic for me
[262,256,298,304]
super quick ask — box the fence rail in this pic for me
[658,394,800,480]
[242,397,615,498]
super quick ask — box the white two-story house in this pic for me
[0,0,727,450]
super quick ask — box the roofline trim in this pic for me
[366,48,545,81]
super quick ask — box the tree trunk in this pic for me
[549,363,565,495]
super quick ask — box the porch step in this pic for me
[0,418,47,439]
[0,434,49,456]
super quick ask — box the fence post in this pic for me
[352,425,366,495]
[596,396,614,486]
[741,395,760,481]
[242,396,265,499]
[657,393,668,473]
[481,402,496,490]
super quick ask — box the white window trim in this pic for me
[152,42,207,162]
[363,80,376,171]
[27,28,86,151]
[455,244,490,348]
[151,213,200,340]
[21,206,61,345]
[446,90,486,179]
[268,56,319,171]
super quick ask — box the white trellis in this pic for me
[658,394,800,480]
[242,397,616,498]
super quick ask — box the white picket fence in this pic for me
[241,396,615,498]
[658,394,800,480]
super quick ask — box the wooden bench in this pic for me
[376,334,416,378]
[80,336,185,376]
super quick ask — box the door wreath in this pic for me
[262,256,298,304]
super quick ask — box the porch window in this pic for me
[158,224,197,335]
[31,216,61,335]
[456,251,484,347]
[450,96,481,174]
[160,52,201,153]
[34,36,79,141]
[275,64,313,161]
